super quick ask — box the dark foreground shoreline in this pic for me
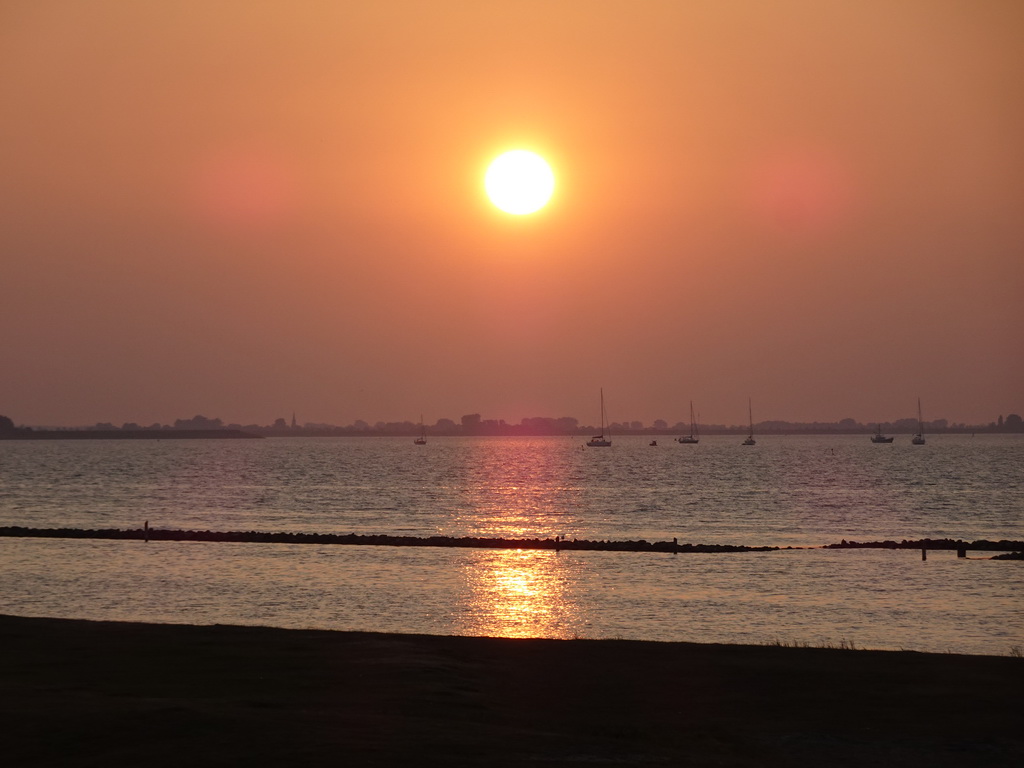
[2,614,1020,767]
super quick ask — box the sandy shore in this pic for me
[2,614,1020,767]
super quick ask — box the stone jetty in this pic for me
[0,526,777,554]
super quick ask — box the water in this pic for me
[1,435,1022,655]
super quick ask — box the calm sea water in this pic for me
[1,435,1022,655]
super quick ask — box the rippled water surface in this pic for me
[1,435,1022,654]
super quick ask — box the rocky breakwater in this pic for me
[0,526,780,554]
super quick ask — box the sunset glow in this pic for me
[0,1,1020,428]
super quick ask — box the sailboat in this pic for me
[742,398,756,445]
[413,415,427,445]
[677,401,699,444]
[912,398,926,445]
[586,389,612,447]
[871,424,894,443]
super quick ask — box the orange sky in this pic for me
[2,1,1022,428]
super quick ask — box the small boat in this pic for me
[912,398,925,445]
[413,416,427,445]
[649,440,658,446]
[742,398,756,445]
[871,425,894,443]
[677,401,699,444]
[587,388,612,447]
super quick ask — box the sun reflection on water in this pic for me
[441,438,587,539]
[455,548,589,639]
[446,439,595,638]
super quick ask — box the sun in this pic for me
[485,150,555,215]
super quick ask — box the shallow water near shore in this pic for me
[1,434,1022,654]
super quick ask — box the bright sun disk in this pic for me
[485,150,555,215]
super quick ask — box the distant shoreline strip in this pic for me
[0,429,261,440]
[0,526,1021,555]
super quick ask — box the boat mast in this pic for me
[600,387,606,437]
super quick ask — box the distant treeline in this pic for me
[4,411,1022,438]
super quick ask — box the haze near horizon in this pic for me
[2,1,1021,429]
